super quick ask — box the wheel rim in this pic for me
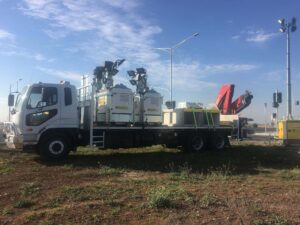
[191,136,204,151]
[49,140,65,155]
[215,136,225,150]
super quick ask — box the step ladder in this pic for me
[205,110,215,128]
[91,130,105,148]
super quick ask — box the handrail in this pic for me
[210,112,215,127]
[205,110,210,127]
[192,108,198,128]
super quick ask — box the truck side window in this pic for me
[64,87,72,106]
[27,87,57,109]
[26,109,58,126]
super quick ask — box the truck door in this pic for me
[23,85,60,140]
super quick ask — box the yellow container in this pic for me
[277,120,300,145]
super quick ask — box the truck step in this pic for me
[93,141,104,144]
[91,131,105,148]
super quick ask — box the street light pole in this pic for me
[278,17,297,119]
[286,28,291,119]
[16,78,22,93]
[170,49,173,102]
[154,32,199,105]
[8,84,11,122]
[264,103,267,133]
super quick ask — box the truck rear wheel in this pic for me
[39,135,69,160]
[184,134,207,152]
[210,134,226,151]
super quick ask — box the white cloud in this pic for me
[246,29,279,43]
[101,0,139,11]
[0,49,48,61]
[36,66,82,81]
[0,28,49,61]
[34,53,46,61]
[233,28,280,43]
[19,0,258,94]
[19,0,161,62]
[200,63,258,74]
[44,29,68,39]
[231,35,240,40]
[264,70,284,82]
[0,29,15,41]
[141,61,257,94]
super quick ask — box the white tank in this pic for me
[134,89,163,124]
[96,84,134,124]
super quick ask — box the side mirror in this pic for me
[11,108,16,115]
[8,94,14,107]
[36,101,47,109]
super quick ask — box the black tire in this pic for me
[210,134,226,151]
[184,134,207,152]
[39,135,69,160]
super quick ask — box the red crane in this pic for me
[215,84,253,115]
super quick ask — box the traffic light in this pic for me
[272,102,279,108]
[272,91,282,108]
[277,92,282,103]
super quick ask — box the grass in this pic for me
[106,200,123,215]
[25,212,45,223]
[0,158,15,175]
[199,192,221,208]
[1,144,300,225]
[55,185,107,203]
[252,215,289,225]
[98,163,123,176]
[278,167,300,180]
[46,182,132,208]
[147,186,173,208]
[2,207,14,216]
[14,199,35,208]
[21,182,40,196]
[147,186,193,209]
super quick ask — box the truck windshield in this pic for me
[15,86,28,112]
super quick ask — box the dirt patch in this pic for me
[0,144,300,225]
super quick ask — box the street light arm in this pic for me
[154,32,199,103]
[172,32,199,50]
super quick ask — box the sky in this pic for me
[0,0,299,123]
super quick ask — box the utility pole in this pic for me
[8,84,11,122]
[278,17,297,119]
[264,103,267,133]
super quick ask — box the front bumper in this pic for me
[3,122,23,149]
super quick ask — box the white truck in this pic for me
[3,60,233,160]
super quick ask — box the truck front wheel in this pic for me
[39,135,69,160]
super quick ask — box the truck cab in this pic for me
[4,81,79,159]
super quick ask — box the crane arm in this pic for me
[215,84,253,115]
